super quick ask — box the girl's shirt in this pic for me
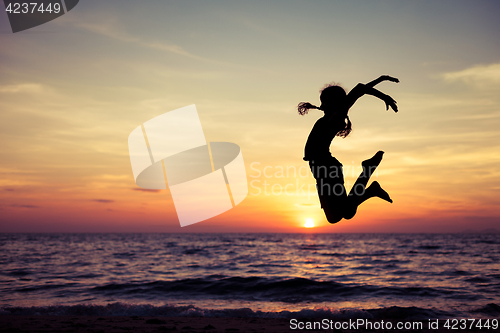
[303,112,347,161]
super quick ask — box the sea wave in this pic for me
[3,233,500,317]
[85,276,466,303]
[0,302,472,320]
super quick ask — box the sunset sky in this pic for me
[1,0,499,232]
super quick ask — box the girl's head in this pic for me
[297,83,352,138]
[297,83,346,115]
[319,84,347,111]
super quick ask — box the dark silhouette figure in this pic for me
[299,75,399,224]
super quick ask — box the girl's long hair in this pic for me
[297,84,352,138]
[297,102,319,115]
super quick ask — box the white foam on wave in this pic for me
[0,302,470,319]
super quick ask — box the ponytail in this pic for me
[298,102,353,138]
[298,83,352,138]
[336,115,352,138]
[297,102,319,115]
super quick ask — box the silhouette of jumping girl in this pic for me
[299,75,399,224]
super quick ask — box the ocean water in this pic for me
[1,233,499,319]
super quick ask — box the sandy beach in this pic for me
[0,316,292,333]
[3,316,498,333]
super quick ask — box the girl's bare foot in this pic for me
[362,151,384,177]
[367,181,393,203]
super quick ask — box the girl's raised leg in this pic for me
[348,151,384,200]
[342,151,391,219]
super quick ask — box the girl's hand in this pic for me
[382,75,399,83]
[384,95,398,112]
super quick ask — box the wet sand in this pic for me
[1,316,492,333]
[1,316,290,333]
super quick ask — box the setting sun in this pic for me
[304,218,315,228]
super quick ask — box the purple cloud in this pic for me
[10,204,39,209]
[132,188,161,193]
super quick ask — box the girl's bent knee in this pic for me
[324,210,343,224]
[343,207,357,220]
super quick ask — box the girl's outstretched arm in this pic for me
[366,75,399,88]
[346,76,399,112]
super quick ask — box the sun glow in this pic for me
[304,218,315,228]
